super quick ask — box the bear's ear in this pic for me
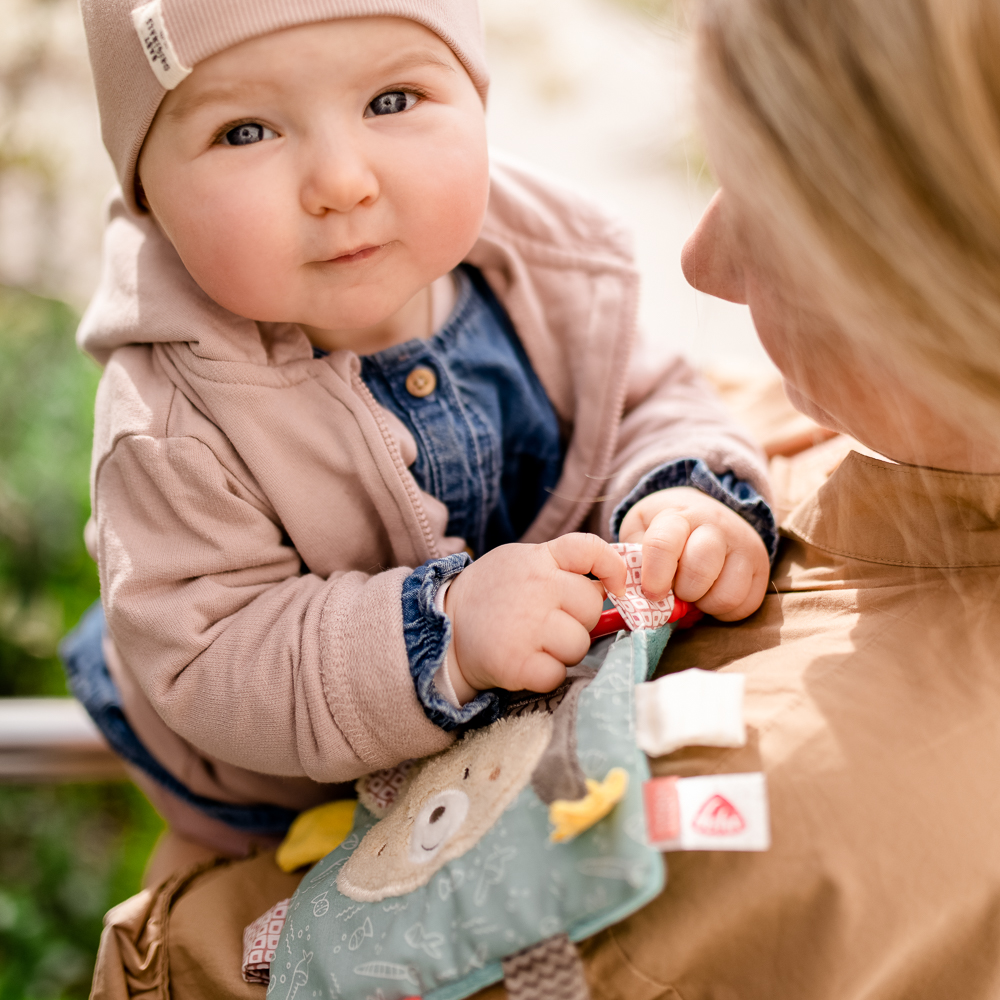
[531,671,595,805]
[356,759,420,818]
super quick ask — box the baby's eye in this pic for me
[366,91,419,117]
[220,122,278,146]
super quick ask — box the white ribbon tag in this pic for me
[644,772,770,852]
[635,668,746,757]
[132,0,192,90]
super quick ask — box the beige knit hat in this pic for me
[80,0,490,211]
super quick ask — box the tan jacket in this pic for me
[577,450,1000,1000]
[78,156,768,815]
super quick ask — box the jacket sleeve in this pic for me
[595,345,772,538]
[94,432,453,784]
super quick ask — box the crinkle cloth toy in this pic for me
[264,624,673,1000]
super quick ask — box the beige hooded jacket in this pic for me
[78,156,769,817]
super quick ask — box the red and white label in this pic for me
[692,794,746,836]
[645,773,769,852]
[643,775,680,843]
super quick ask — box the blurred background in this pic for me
[0,0,772,995]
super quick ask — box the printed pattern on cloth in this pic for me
[502,933,591,1000]
[358,760,417,815]
[242,898,290,984]
[608,543,675,631]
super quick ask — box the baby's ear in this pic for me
[356,759,419,818]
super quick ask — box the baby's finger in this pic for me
[617,503,648,544]
[540,607,593,667]
[639,509,691,600]
[673,523,727,602]
[558,574,608,630]
[697,549,767,621]
[547,532,627,597]
[518,650,569,693]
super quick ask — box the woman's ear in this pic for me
[681,189,747,305]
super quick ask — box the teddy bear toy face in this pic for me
[338,713,553,902]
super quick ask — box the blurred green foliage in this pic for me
[0,784,163,1000]
[0,286,164,999]
[0,285,99,696]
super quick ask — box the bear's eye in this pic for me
[463,768,470,780]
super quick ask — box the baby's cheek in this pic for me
[393,133,490,274]
[175,195,300,322]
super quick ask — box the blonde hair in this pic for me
[694,0,1000,428]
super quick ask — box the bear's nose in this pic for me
[409,789,470,864]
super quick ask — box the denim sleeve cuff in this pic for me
[610,457,779,563]
[402,553,504,732]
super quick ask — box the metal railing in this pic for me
[0,698,126,781]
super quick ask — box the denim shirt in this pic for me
[359,266,564,557]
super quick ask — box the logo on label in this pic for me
[692,794,745,836]
[131,0,191,90]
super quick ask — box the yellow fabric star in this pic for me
[276,799,357,872]
[548,768,629,843]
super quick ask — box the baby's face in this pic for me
[138,17,489,336]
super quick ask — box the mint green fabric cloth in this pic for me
[272,626,670,1000]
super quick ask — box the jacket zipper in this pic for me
[351,370,442,561]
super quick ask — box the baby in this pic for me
[67,0,775,855]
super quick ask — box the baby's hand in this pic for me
[443,533,626,703]
[618,487,768,622]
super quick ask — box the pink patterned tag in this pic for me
[241,898,289,984]
[359,758,416,815]
[609,542,675,631]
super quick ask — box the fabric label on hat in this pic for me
[635,668,746,757]
[132,0,191,90]
[645,772,770,852]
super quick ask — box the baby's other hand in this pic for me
[618,487,769,622]
[443,534,626,703]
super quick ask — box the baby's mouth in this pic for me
[327,244,385,264]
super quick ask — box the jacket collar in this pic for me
[784,450,1000,568]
